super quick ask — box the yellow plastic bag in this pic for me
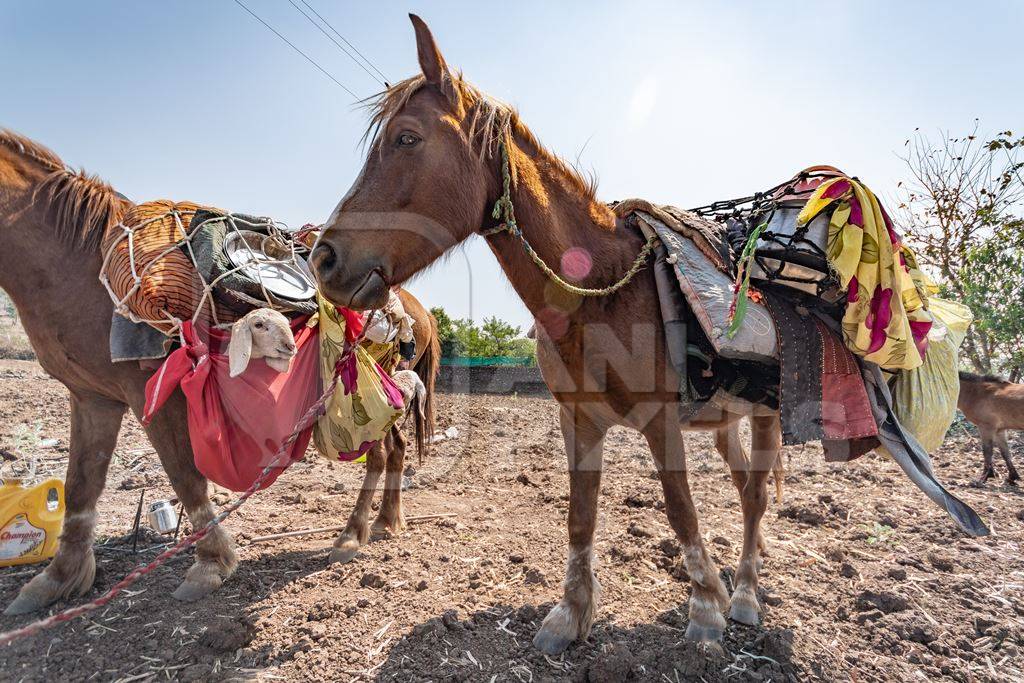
[891,298,973,452]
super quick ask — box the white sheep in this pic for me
[227,308,297,377]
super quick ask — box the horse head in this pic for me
[311,15,501,310]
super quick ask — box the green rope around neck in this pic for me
[481,140,656,298]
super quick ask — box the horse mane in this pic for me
[959,370,1009,385]
[0,129,131,252]
[363,75,599,200]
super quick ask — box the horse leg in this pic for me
[372,427,407,537]
[976,429,997,485]
[995,431,1020,484]
[713,423,768,558]
[728,414,780,626]
[5,394,124,615]
[139,395,237,601]
[533,406,606,655]
[329,442,385,564]
[649,410,729,644]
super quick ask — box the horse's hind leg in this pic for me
[372,427,407,537]
[533,406,606,655]
[995,431,1020,484]
[5,394,124,615]
[649,410,729,644]
[713,423,768,557]
[140,395,237,601]
[975,429,997,485]
[329,442,385,564]
[728,414,780,626]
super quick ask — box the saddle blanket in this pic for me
[620,202,779,365]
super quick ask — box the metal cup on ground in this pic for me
[145,499,179,534]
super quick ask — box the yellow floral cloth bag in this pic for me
[312,295,404,462]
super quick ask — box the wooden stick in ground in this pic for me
[248,513,457,544]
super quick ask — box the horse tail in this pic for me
[412,313,440,463]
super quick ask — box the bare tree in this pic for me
[896,124,1024,379]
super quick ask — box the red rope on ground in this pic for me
[0,332,364,647]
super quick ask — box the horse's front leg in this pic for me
[372,427,407,537]
[728,414,779,626]
[533,406,606,655]
[647,408,729,644]
[329,442,385,564]
[138,394,237,602]
[6,394,124,615]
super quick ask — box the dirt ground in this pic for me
[1,358,1023,682]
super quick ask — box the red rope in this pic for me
[0,330,365,646]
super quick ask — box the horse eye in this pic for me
[397,132,420,147]
[254,322,264,329]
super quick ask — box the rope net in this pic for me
[99,200,316,339]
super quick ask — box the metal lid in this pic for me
[223,230,317,301]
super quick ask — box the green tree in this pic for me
[430,306,461,357]
[505,337,537,362]
[452,317,488,356]
[955,231,1024,381]
[480,316,521,356]
[428,306,536,364]
[897,125,1024,379]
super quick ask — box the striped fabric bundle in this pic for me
[101,200,238,335]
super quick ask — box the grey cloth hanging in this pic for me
[109,312,172,362]
[861,362,989,537]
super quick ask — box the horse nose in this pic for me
[310,242,339,286]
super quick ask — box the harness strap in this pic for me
[481,141,656,298]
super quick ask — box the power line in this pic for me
[287,0,388,89]
[297,0,390,86]
[231,0,359,100]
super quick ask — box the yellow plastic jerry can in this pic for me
[0,478,65,567]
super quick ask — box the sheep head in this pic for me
[227,308,297,377]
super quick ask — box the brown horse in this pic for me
[0,129,438,615]
[312,15,784,652]
[959,372,1023,485]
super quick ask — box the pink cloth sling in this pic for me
[141,318,320,492]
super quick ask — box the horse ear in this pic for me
[228,318,253,378]
[409,14,449,87]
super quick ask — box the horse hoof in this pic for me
[172,580,220,602]
[533,603,580,655]
[370,519,405,540]
[533,627,574,655]
[729,599,761,626]
[329,541,361,564]
[172,567,222,602]
[4,593,48,616]
[685,621,724,643]
[4,572,63,615]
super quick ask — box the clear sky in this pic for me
[3,1,1021,331]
